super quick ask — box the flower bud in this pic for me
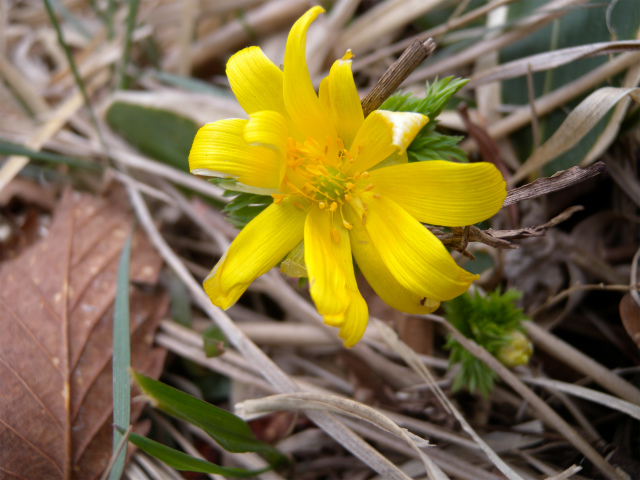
[496,330,533,367]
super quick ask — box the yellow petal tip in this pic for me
[341,49,354,61]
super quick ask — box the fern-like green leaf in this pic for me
[444,289,530,397]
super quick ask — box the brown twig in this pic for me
[360,38,436,117]
[433,206,584,253]
[530,283,639,317]
[503,162,606,206]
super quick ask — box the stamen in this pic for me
[319,202,326,209]
[344,193,353,202]
[329,202,338,212]
[360,171,370,179]
[364,184,375,191]
[336,138,345,151]
[272,194,285,204]
[292,201,306,210]
[345,182,355,190]
[361,213,366,225]
[373,193,381,199]
[343,220,353,230]
[331,227,341,243]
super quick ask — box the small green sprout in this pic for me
[444,289,533,397]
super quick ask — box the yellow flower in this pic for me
[189,7,506,347]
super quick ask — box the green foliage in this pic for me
[203,325,228,358]
[501,0,640,174]
[125,431,269,477]
[444,289,529,397]
[110,232,132,480]
[380,76,469,163]
[0,140,101,171]
[221,191,273,228]
[105,102,198,171]
[166,273,192,327]
[381,76,468,119]
[132,371,289,468]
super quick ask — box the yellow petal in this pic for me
[244,111,288,184]
[348,110,427,174]
[304,206,368,345]
[304,206,352,321]
[189,119,284,188]
[204,200,307,309]
[345,204,440,314]
[368,161,506,226]
[283,7,337,143]
[318,76,332,118]
[327,54,363,149]
[227,46,285,117]
[337,291,368,347]
[359,192,478,301]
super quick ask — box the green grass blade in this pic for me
[109,232,133,480]
[118,0,140,89]
[166,273,192,327]
[43,0,104,144]
[106,0,116,40]
[132,371,289,467]
[48,0,92,39]
[125,432,270,477]
[0,140,102,171]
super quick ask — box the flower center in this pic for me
[271,136,374,240]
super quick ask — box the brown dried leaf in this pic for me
[620,293,640,349]
[0,190,167,480]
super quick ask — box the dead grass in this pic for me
[0,1,639,479]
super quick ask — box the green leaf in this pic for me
[501,0,640,174]
[166,273,192,327]
[105,102,198,171]
[444,289,530,397]
[221,193,273,229]
[132,371,289,467]
[380,76,468,119]
[203,326,228,358]
[126,432,269,477]
[110,232,133,480]
[407,133,467,163]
